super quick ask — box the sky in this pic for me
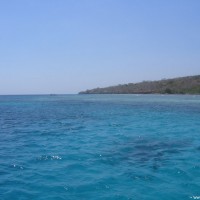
[0,0,200,94]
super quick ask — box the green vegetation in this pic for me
[79,75,200,94]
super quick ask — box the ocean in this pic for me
[0,94,200,200]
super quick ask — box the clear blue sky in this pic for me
[0,0,200,94]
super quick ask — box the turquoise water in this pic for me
[1,94,200,200]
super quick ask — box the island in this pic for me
[79,75,200,94]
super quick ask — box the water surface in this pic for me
[0,94,200,200]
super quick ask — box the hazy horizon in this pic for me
[1,0,200,95]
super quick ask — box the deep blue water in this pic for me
[0,94,200,200]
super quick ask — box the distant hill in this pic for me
[79,75,200,94]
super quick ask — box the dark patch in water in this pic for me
[102,137,192,170]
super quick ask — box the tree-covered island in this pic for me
[79,75,200,94]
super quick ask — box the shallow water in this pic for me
[0,94,200,200]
